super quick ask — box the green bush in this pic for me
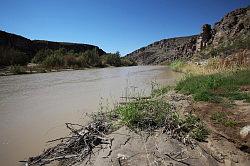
[77,55,88,67]
[114,99,170,129]
[42,54,64,68]
[10,65,27,74]
[101,52,121,67]
[83,49,101,67]
[114,98,209,141]
[120,57,137,66]
[0,46,29,66]
[32,49,53,63]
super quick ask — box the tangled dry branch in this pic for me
[26,120,112,166]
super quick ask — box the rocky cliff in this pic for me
[127,35,198,65]
[126,6,250,65]
[212,6,250,46]
[0,30,106,66]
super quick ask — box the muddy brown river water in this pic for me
[0,66,181,165]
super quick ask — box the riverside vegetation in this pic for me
[1,48,136,75]
[166,34,250,163]
[31,48,136,68]
[0,29,137,75]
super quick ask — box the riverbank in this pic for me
[0,66,180,166]
[25,64,250,165]
[0,63,136,76]
[0,65,76,76]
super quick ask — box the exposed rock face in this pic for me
[212,6,250,46]
[127,35,198,65]
[0,30,106,65]
[126,6,250,65]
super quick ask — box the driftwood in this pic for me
[24,96,205,165]
[120,96,151,100]
[26,117,112,166]
[165,153,190,166]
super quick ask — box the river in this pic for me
[0,66,181,165]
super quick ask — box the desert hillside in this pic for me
[126,6,250,64]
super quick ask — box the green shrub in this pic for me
[114,99,170,130]
[101,52,121,67]
[113,98,209,141]
[42,54,64,68]
[83,49,101,67]
[120,57,137,66]
[0,46,29,66]
[32,49,53,63]
[77,55,88,67]
[10,65,27,74]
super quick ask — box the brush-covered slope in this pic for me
[0,30,106,66]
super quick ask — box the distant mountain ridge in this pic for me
[0,30,106,66]
[126,6,250,65]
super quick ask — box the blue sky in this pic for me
[0,0,249,55]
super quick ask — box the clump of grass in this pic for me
[169,60,185,72]
[176,69,250,102]
[191,124,209,141]
[224,120,238,127]
[113,99,209,141]
[211,112,237,127]
[151,86,173,97]
[211,112,226,123]
[114,99,170,130]
[181,114,209,141]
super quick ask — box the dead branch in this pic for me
[165,153,190,166]
[25,117,112,165]
[120,96,151,100]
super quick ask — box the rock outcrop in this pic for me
[126,6,250,65]
[212,6,250,46]
[0,30,106,65]
[127,35,198,65]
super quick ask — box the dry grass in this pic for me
[177,49,250,75]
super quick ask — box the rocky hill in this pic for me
[0,30,106,66]
[126,35,198,65]
[126,6,250,65]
